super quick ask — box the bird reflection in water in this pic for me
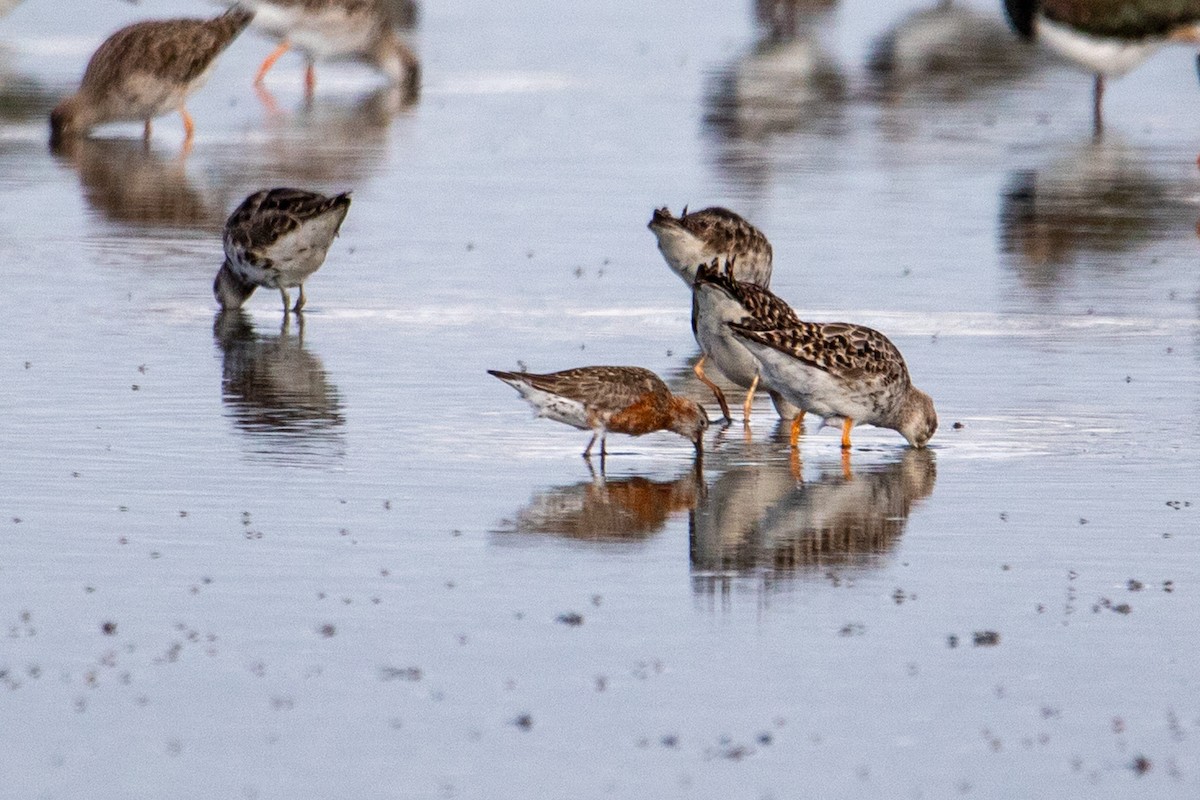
[496,461,702,543]
[232,84,415,189]
[690,449,936,598]
[867,0,1040,105]
[51,137,224,229]
[998,139,1199,293]
[213,310,345,465]
[703,0,845,190]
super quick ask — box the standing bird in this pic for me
[730,320,937,449]
[49,7,255,148]
[214,188,352,313]
[691,257,804,428]
[1003,0,1200,134]
[647,206,774,288]
[488,366,709,458]
[233,0,420,94]
[648,206,777,420]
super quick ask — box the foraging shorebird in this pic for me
[691,257,804,427]
[1003,0,1200,134]
[488,366,710,458]
[232,0,420,94]
[648,206,774,288]
[730,319,937,449]
[214,188,352,313]
[49,7,254,148]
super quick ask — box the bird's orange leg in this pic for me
[841,418,854,450]
[742,373,759,422]
[789,412,805,448]
[256,41,292,85]
[694,356,731,422]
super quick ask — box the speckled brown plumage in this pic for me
[730,320,937,448]
[690,257,799,339]
[50,8,254,145]
[687,257,804,423]
[237,0,419,92]
[488,366,709,456]
[215,188,352,312]
[647,205,774,288]
[732,322,910,386]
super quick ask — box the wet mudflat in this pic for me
[2,0,1199,797]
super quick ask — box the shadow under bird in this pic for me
[729,317,937,449]
[488,366,709,458]
[214,188,352,313]
[49,7,254,148]
[647,205,774,288]
[1003,0,1200,134]
[228,0,420,94]
[691,257,804,427]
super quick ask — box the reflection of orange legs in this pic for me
[179,107,195,153]
[789,412,805,448]
[841,447,852,480]
[256,40,292,85]
[742,373,759,421]
[790,446,803,481]
[694,356,731,422]
[841,418,854,450]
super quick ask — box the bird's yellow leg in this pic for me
[256,40,292,85]
[742,373,759,421]
[694,356,731,422]
[841,418,854,450]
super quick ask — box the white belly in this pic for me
[1037,16,1159,76]
[511,384,592,431]
[749,343,882,425]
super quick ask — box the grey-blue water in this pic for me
[2,0,1198,797]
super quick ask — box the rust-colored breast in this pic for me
[606,392,671,437]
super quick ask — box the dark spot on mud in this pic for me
[101,621,117,635]
[952,421,964,429]
[556,612,583,626]
[513,714,533,730]
[1131,755,1151,775]
[972,631,1000,647]
[1127,579,1144,591]
[380,666,422,682]
[317,624,336,637]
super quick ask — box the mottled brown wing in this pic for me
[84,10,253,88]
[1040,0,1200,38]
[692,258,800,332]
[225,189,351,264]
[733,322,909,383]
[519,367,670,414]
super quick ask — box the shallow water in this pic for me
[2,0,1199,797]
